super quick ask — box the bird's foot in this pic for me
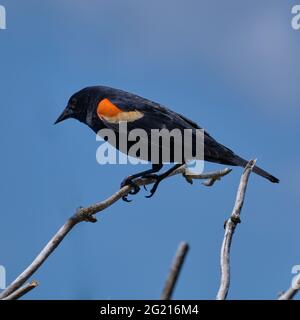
[120,176,141,202]
[142,175,162,199]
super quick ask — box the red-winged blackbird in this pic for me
[55,86,279,201]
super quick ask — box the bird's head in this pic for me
[54,86,109,132]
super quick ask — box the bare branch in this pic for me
[2,280,38,300]
[216,159,256,300]
[278,274,300,300]
[0,165,230,299]
[161,242,190,300]
[0,217,80,299]
[183,168,232,185]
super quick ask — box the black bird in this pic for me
[55,86,279,201]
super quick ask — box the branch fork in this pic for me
[0,165,232,299]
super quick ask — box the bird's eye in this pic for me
[69,98,77,108]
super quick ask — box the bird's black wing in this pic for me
[100,94,238,164]
[99,95,197,132]
[175,111,242,165]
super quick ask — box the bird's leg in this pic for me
[121,164,163,202]
[146,163,183,198]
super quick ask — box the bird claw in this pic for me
[142,173,160,198]
[122,195,132,202]
[120,177,141,202]
[145,192,154,198]
[141,173,159,194]
[129,185,140,195]
[120,173,162,201]
[144,177,161,198]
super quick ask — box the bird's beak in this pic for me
[54,106,73,125]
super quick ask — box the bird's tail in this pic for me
[252,164,279,183]
[203,134,279,183]
[231,155,279,183]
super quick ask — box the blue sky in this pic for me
[0,0,299,299]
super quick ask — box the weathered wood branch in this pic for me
[161,242,190,300]
[216,160,256,300]
[0,166,231,299]
[2,280,38,300]
[278,273,300,300]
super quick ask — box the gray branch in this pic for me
[2,280,38,300]
[278,273,300,300]
[0,166,231,300]
[161,242,190,300]
[216,160,256,300]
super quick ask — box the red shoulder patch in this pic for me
[97,98,144,123]
[97,98,123,118]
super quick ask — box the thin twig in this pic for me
[0,217,81,299]
[0,166,230,299]
[278,273,300,300]
[161,242,190,300]
[216,159,256,300]
[2,280,38,300]
[183,168,232,185]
